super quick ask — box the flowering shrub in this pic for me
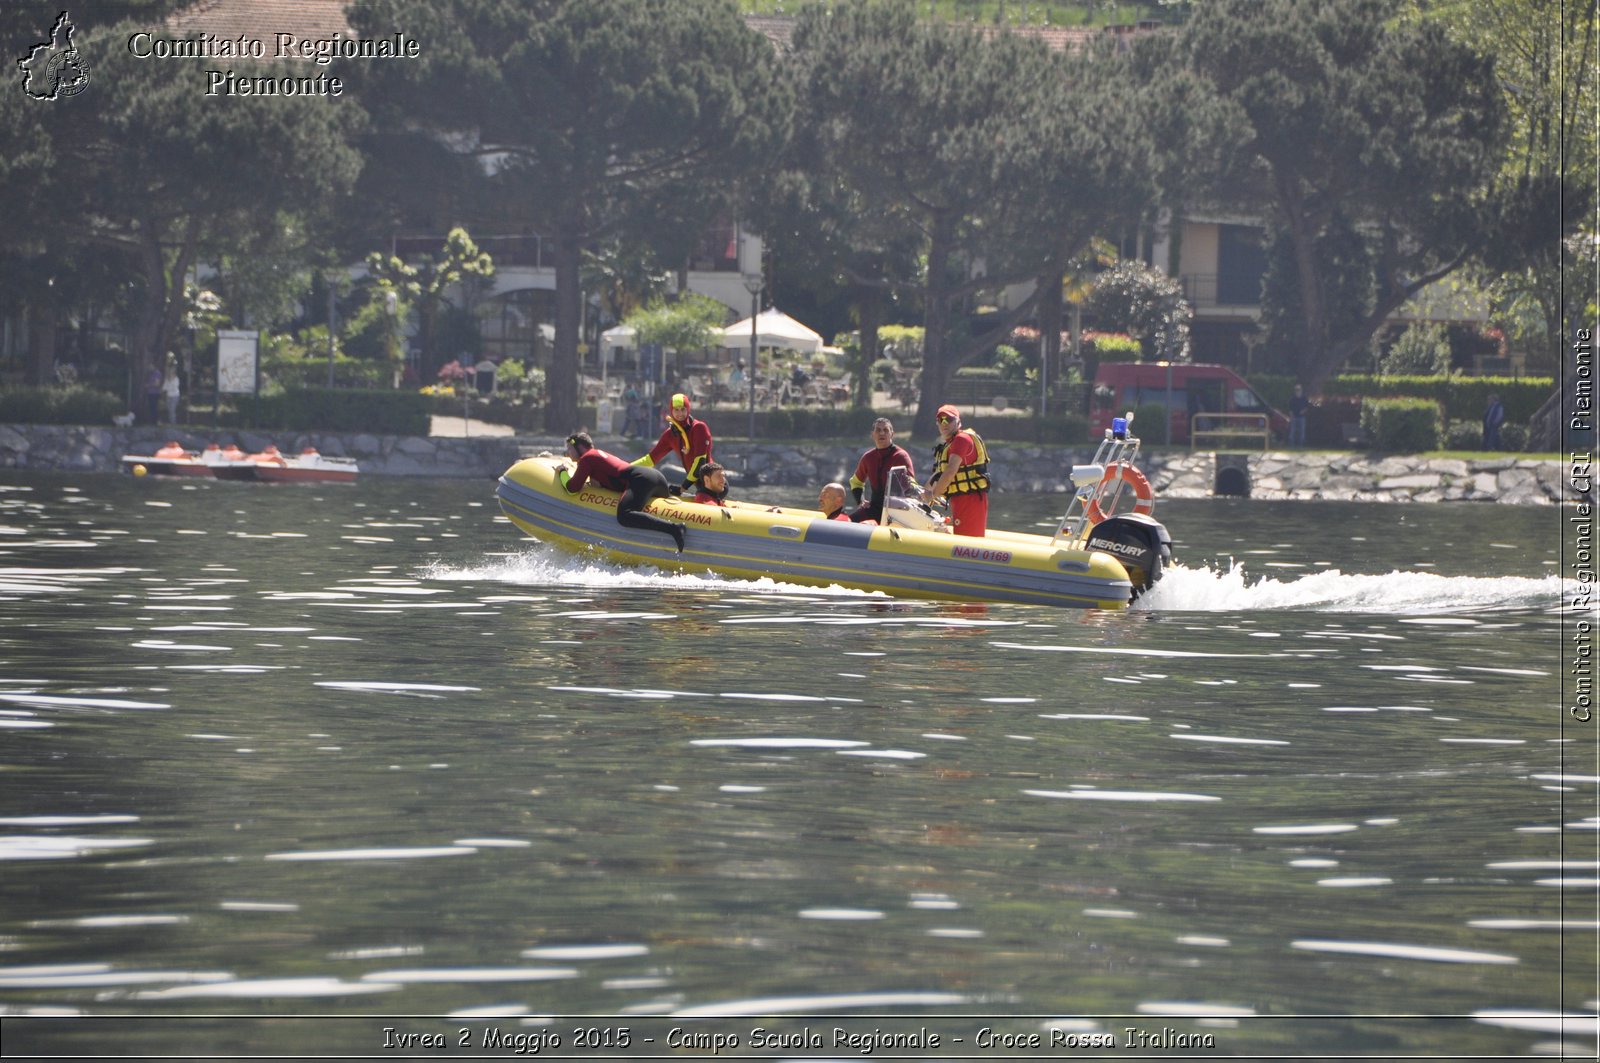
[435,359,468,385]
[1080,331,1141,358]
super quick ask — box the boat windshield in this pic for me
[885,466,916,500]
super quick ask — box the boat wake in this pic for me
[425,546,887,602]
[429,548,1562,615]
[1138,560,1564,615]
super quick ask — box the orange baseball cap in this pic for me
[936,404,960,422]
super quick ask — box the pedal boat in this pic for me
[495,427,1170,609]
[120,441,216,477]
[245,445,359,484]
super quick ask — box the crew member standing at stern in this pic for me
[921,405,989,537]
[635,393,714,495]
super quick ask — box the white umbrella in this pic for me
[719,308,823,354]
[600,324,636,348]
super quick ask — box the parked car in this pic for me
[1089,362,1289,444]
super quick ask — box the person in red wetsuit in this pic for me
[817,482,853,521]
[921,404,989,537]
[847,417,914,524]
[561,431,686,553]
[634,392,713,494]
[692,462,729,506]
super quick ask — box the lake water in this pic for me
[0,469,1592,1059]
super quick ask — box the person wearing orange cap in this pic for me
[921,404,990,537]
[634,392,714,494]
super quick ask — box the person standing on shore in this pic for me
[143,365,163,425]
[161,355,181,424]
[1482,393,1506,450]
[1288,384,1310,447]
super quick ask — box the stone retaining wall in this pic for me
[0,422,1582,505]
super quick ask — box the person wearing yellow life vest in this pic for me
[634,392,713,493]
[920,404,989,537]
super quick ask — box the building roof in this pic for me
[167,0,351,47]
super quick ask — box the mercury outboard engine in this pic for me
[1086,513,1173,598]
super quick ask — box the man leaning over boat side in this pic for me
[921,405,989,538]
[848,417,914,525]
[633,392,714,495]
[561,431,687,554]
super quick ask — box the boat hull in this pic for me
[495,457,1133,609]
[121,457,214,477]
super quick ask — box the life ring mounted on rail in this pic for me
[1085,463,1155,525]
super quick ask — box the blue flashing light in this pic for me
[1111,417,1128,440]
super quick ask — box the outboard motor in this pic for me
[1086,513,1173,598]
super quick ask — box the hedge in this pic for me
[1359,397,1443,452]
[0,386,126,425]
[236,388,430,435]
[1252,373,1550,423]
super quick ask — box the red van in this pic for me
[1088,362,1288,444]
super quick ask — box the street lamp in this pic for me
[742,272,763,440]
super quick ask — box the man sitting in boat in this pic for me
[848,417,914,524]
[692,462,730,506]
[921,404,989,537]
[818,482,854,522]
[561,431,687,554]
[633,392,713,495]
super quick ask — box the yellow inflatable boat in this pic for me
[494,426,1172,610]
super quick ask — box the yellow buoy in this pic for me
[131,464,148,477]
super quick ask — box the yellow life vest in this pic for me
[931,428,990,495]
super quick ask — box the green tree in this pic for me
[785,0,1157,435]
[1175,0,1507,391]
[346,0,792,432]
[624,293,728,368]
[1087,261,1193,363]
[0,14,364,399]
[365,227,496,379]
[1404,0,1596,375]
[1379,322,1453,376]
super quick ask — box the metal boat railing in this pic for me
[1050,412,1142,548]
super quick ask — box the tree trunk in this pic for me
[546,232,583,433]
[914,216,954,437]
[1036,268,1064,412]
[134,237,169,408]
[27,303,56,387]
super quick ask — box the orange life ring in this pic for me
[1085,463,1155,525]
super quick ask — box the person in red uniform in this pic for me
[847,417,914,524]
[561,431,686,553]
[921,404,989,537]
[817,482,853,521]
[692,462,729,506]
[634,392,713,494]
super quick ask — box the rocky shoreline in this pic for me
[0,421,1582,505]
